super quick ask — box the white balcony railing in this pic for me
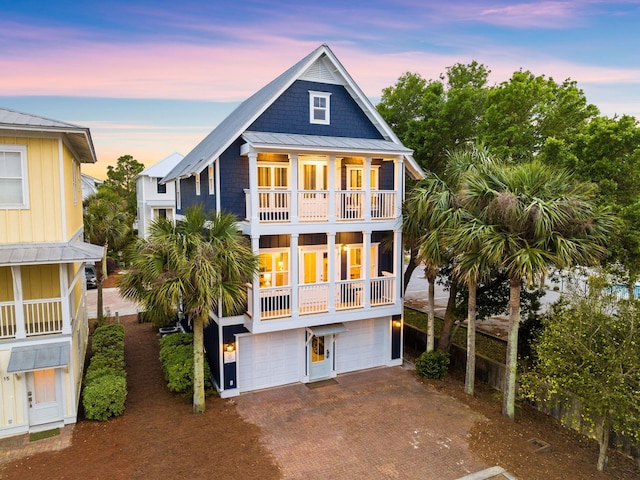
[371,191,396,220]
[298,191,328,221]
[370,276,395,306]
[258,190,290,223]
[0,302,16,339]
[336,279,366,310]
[259,286,292,320]
[24,299,63,336]
[336,192,364,221]
[299,283,330,314]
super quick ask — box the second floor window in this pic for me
[0,145,29,208]
[309,91,331,125]
[156,178,166,194]
[259,250,289,288]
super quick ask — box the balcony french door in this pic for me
[299,162,328,221]
[258,163,289,222]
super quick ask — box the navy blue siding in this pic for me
[222,324,248,390]
[219,139,249,219]
[176,173,216,215]
[379,161,394,190]
[391,315,402,360]
[249,80,384,139]
[204,321,221,388]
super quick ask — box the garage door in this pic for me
[237,329,302,392]
[335,318,387,374]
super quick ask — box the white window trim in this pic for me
[176,179,181,210]
[0,144,29,209]
[195,173,201,196]
[257,162,290,190]
[259,248,290,288]
[309,91,331,125]
[208,164,214,195]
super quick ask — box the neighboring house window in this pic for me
[309,91,331,125]
[0,145,29,208]
[208,164,214,195]
[157,208,167,219]
[259,250,289,288]
[195,173,201,196]
[157,178,166,194]
[176,179,181,210]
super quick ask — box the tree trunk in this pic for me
[437,281,458,352]
[465,280,477,396]
[402,248,419,294]
[502,276,521,419]
[596,414,610,471]
[426,272,436,352]
[192,315,206,414]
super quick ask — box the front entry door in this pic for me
[309,335,332,381]
[26,369,63,427]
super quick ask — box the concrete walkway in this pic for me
[86,287,140,319]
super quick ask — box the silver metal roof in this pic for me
[242,131,413,156]
[8,342,70,373]
[0,107,98,163]
[0,241,104,267]
[137,152,184,179]
[163,44,423,183]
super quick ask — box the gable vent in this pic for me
[301,58,342,85]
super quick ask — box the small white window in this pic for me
[176,179,181,210]
[309,91,331,125]
[208,164,214,195]
[195,173,201,196]
[0,145,29,208]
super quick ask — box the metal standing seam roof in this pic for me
[136,152,185,179]
[7,342,70,373]
[0,241,104,267]
[0,107,97,164]
[162,44,423,183]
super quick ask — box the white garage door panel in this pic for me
[336,318,386,374]
[238,330,301,392]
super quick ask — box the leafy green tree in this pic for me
[83,189,130,322]
[521,277,640,471]
[458,160,613,419]
[103,154,145,219]
[119,206,258,414]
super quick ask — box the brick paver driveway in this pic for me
[235,366,490,479]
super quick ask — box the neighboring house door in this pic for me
[309,335,332,381]
[26,368,64,427]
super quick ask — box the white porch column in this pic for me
[327,232,336,313]
[248,152,259,227]
[251,235,261,321]
[328,155,336,223]
[59,264,72,334]
[364,157,372,222]
[215,157,221,213]
[394,229,402,304]
[290,233,299,317]
[290,154,298,223]
[11,266,25,339]
[363,230,371,308]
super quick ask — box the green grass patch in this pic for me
[29,428,60,442]
[404,307,507,362]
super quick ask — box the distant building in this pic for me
[81,173,103,201]
[0,107,103,438]
[135,152,184,238]
[162,45,423,398]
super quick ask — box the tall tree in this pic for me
[522,277,640,471]
[83,189,130,321]
[458,160,613,419]
[119,206,258,414]
[103,154,145,219]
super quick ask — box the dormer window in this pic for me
[309,91,331,125]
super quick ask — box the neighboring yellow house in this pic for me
[0,107,103,438]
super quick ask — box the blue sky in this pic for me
[2,0,640,178]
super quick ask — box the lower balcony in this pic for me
[247,276,396,321]
[0,299,64,339]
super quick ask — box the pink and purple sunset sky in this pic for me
[2,0,640,179]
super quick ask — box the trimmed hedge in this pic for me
[159,333,214,399]
[82,324,127,420]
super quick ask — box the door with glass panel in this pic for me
[299,161,328,221]
[257,164,289,222]
[309,335,331,380]
[299,249,329,314]
[26,369,63,427]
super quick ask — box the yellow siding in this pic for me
[21,264,61,300]
[64,146,84,240]
[0,349,26,430]
[0,136,64,243]
[0,267,13,302]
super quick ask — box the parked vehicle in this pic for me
[85,265,97,289]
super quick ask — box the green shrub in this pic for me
[92,324,125,354]
[84,366,126,385]
[86,350,125,371]
[159,332,193,348]
[159,334,213,397]
[415,350,450,379]
[82,374,127,420]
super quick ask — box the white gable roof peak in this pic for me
[138,152,184,179]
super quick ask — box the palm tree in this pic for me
[119,206,258,414]
[458,159,613,418]
[83,189,131,322]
